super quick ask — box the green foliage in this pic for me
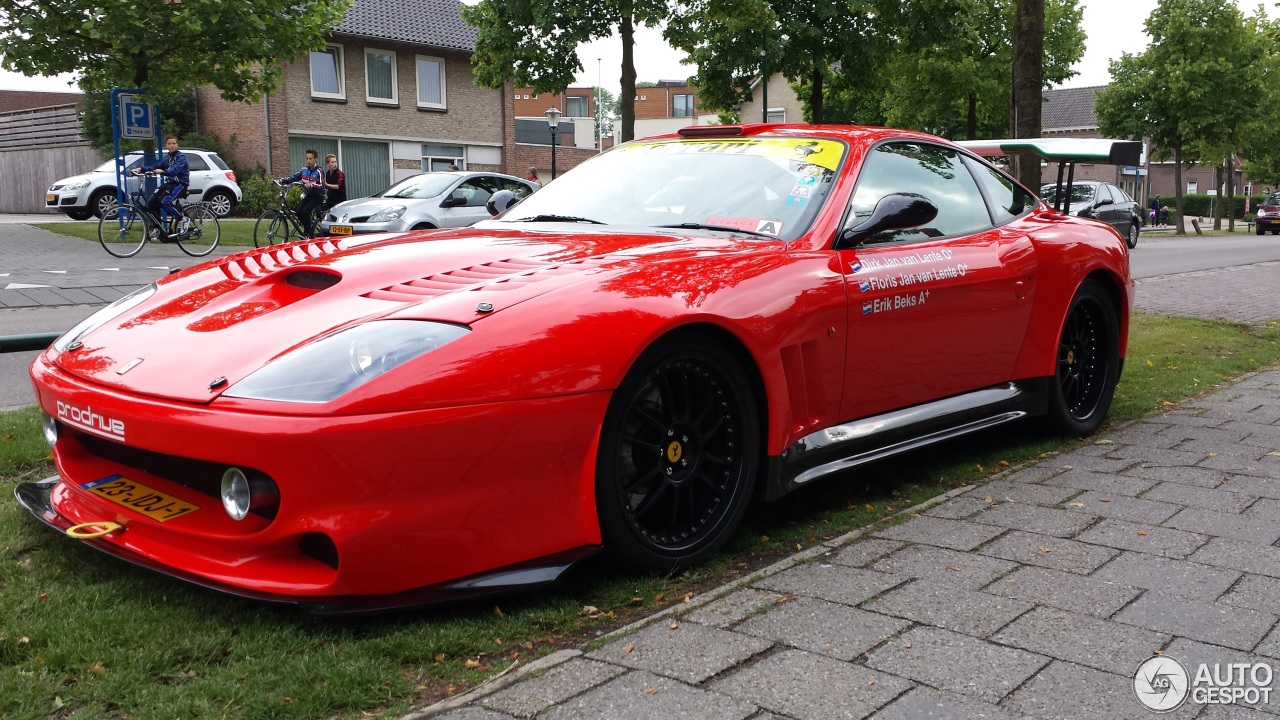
[80,88,197,154]
[1177,193,1266,218]
[461,0,670,140]
[238,174,299,218]
[0,0,352,101]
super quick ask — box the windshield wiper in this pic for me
[656,222,775,239]
[511,214,607,224]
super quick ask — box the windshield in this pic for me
[380,174,456,199]
[1039,183,1095,205]
[93,155,147,173]
[491,136,847,241]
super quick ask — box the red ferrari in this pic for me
[17,125,1135,612]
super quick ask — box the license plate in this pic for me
[45,194,56,203]
[329,225,353,235]
[81,475,199,522]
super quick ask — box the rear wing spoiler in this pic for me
[955,138,1143,213]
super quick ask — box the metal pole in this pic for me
[0,332,60,353]
[551,127,558,180]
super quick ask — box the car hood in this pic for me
[329,196,439,218]
[50,227,779,404]
[52,172,98,186]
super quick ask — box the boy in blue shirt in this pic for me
[281,149,325,238]
[137,135,189,234]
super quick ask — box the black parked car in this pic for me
[1040,181,1141,249]
[1255,192,1280,235]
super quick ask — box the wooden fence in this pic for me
[0,104,104,213]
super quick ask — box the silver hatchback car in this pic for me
[319,171,536,236]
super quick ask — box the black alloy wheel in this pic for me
[1049,279,1119,436]
[596,336,759,573]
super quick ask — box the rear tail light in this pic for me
[226,171,237,182]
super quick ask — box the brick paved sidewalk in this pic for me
[416,367,1280,720]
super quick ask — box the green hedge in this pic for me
[1172,193,1266,218]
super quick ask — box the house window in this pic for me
[673,94,693,117]
[417,56,446,109]
[365,49,397,104]
[1188,180,1198,194]
[566,96,588,117]
[310,44,345,99]
[422,143,464,172]
[766,108,786,122]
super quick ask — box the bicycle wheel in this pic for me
[98,207,147,258]
[254,209,293,247]
[177,205,220,257]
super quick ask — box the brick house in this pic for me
[196,0,514,199]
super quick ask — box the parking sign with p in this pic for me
[118,94,155,140]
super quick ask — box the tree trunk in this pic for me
[1174,146,1185,235]
[619,14,636,142]
[967,94,977,140]
[1011,0,1044,190]
[809,65,824,124]
[1213,161,1223,230]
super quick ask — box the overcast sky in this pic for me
[0,0,1270,96]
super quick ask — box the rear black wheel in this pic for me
[1126,222,1139,249]
[595,335,760,573]
[1048,279,1120,436]
[176,205,220,257]
[253,209,292,247]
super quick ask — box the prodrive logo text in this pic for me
[56,400,126,441]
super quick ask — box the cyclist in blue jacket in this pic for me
[281,149,325,238]
[137,135,190,231]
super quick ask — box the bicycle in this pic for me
[97,173,220,259]
[254,180,319,247]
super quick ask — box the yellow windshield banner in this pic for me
[624,137,846,172]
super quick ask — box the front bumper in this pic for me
[17,476,597,614]
[45,191,87,211]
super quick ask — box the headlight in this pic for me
[368,206,407,223]
[53,284,156,353]
[61,179,91,190]
[223,320,469,403]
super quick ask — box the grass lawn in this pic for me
[1,313,1278,719]
[41,218,263,249]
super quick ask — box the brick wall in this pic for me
[513,88,595,119]
[632,84,698,120]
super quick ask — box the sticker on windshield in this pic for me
[707,217,785,236]
[625,137,845,171]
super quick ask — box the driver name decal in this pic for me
[854,248,972,315]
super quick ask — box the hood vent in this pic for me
[217,239,346,282]
[362,256,617,303]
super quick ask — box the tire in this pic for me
[176,205,220,257]
[1125,222,1139,249]
[1047,279,1120,436]
[1257,225,1265,236]
[65,209,93,221]
[204,190,236,218]
[254,209,292,247]
[97,207,147,258]
[90,189,118,219]
[595,335,760,573]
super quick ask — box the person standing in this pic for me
[1149,194,1163,227]
[281,149,325,238]
[319,153,346,216]
[526,167,541,189]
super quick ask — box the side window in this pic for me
[961,155,1034,223]
[455,180,492,208]
[848,142,993,243]
[185,155,209,172]
[1095,184,1115,205]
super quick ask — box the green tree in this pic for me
[462,0,670,142]
[881,0,1083,141]
[593,86,619,143]
[79,88,196,152]
[0,0,350,101]
[1096,0,1265,235]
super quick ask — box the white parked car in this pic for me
[46,148,243,219]
[318,171,536,235]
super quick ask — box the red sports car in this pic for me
[17,125,1134,612]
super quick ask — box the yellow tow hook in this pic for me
[65,521,124,539]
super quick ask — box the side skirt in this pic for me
[762,378,1051,501]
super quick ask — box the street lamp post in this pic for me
[544,106,561,180]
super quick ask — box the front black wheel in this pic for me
[254,209,292,247]
[1048,280,1120,436]
[596,335,760,573]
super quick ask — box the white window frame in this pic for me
[1188,180,1198,194]
[766,107,786,122]
[310,43,346,100]
[565,95,588,117]
[364,48,398,105]
[416,54,447,110]
[672,93,694,117]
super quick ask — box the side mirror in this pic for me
[837,193,939,248]
[440,192,466,208]
[1095,197,1113,208]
